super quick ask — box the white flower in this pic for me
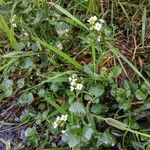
[76,83,83,90]
[12,23,17,28]
[53,122,58,128]
[70,79,77,86]
[87,16,97,25]
[69,77,72,81]
[61,114,68,121]
[10,15,17,28]
[69,74,83,91]
[56,116,61,121]
[70,85,75,91]
[94,22,102,31]
[53,114,68,128]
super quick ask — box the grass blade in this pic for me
[91,44,96,73]
[36,38,83,71]
[45,96,67,114]
[0,15,20,51]
[118,2,130,23]
[50,2,88,30]
[0,0,5,4]
[107,42,150,87]
[142,7,146,47]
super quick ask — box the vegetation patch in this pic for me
[0,0,150,149]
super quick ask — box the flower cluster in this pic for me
[10,15,17,28]
[69,74,83,91]
[87,16,105,32]
[53,114,68,128]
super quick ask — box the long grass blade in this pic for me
[36,38,83,71]
[50,2,88,30]
[45,96,67,114]
[107,42,150,87]
[118,2,130,23]
[0,15,20,51]
[0,0,5,4]
[142,7,146,47]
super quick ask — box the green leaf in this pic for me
[84,65,93,74]
[119,99,131,111]
[2,79,13,90]
[25,127,39,143]
[88,84,104,97]
[144,98,150,109]
[84,94,93,101]
[2,79,13,97]
[82,125,94,142]
[55,22,69,36]
[109,66,122,78]
[105,118,128,131]
[101,131,116,147]
[17,78,25,89]
[23,57,33,69]
[141,82,149,92]
[50,82,60,92]
[135,89,148,100]
[69,102,86,114]
[18,92,34,105]
[90,104,103,114]
[20,114,31,123]
[68,133,80,148]
[38,89,45,97]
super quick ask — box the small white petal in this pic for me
[99,19,105,23]
[76,83,83,90]
[12,23,17,28]
[70,80,75,86]
[70,86,74,91]
[69,77,72,81]
[63,115,68,121]
[53,122,58,128]
[88,16,98,25]
[61,130,66,134]
[94,22,102,31]
[72,74,77,79]
[61,114,68,121]
[56,116,60,121]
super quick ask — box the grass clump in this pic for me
[0,0,150,149]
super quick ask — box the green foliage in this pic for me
[25,127,39,144]
[69,102,86,114]
[0,0,150,149]
[19,92,34,105]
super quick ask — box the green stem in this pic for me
[91,44,96,73]
[126,128,150,138]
